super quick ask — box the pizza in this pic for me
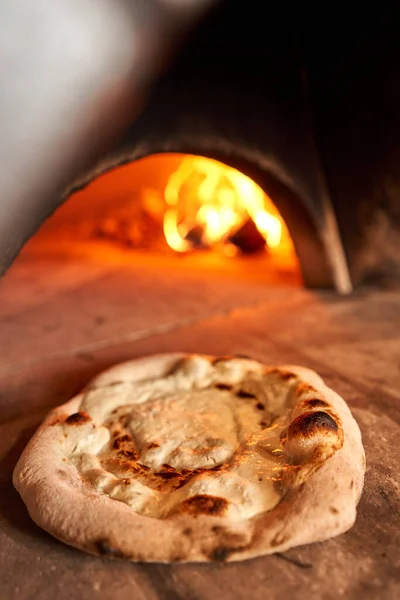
[13,353,365,562]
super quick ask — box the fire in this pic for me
[163,156,283,253]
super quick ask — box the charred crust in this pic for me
[156,471,180,479]
[288,411,338,439]
[65,412,91,425]
[118,449,138,460]
[304,398,329,409]
[260,421,267,428]
[256,402,265,410]
[162,463,176,471]
[210,464,224,471]
[147,442,160,449]
[208,540,250,562]
[180,495,229,516]
[209,546,235,562]
[214,383,233,391]
[112,434,132,449]
[236,389,257,399]
[95,539,129,559]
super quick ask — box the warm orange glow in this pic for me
[27,153,296,274]
[162,156,285,253]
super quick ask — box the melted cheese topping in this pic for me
[61,356,325,520]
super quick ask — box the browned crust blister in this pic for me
[12,353,365,564]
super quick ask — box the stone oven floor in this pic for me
[0,248,399,600]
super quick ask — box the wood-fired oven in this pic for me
[0,2,399,599]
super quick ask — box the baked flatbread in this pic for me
[13,353,365,562]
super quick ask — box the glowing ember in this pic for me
[163,156,283,253]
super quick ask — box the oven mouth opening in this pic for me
[23,153,302,287]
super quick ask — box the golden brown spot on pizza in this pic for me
[270,532,290,547]
[165,358,187,377]
[65,412,91,425]
[265,368,296,380]
[212,354,252,365]
[288,411,338,439]
[211,525,222,533]
[296,382,318,397]
[304,398,329,409]
[119,449,138,460]
[350,479,354,489]
[260,421,267,428]
[211,356,227,365]
[171,555,183,562]
[112,434,132,449]
[162,463,176,471]
[147,442,160,450]
[330,507,339,514]
[180,495,229,516]
[214,383,233,391]
[236,389,257,399]
[102,454,230,494]
[279,371,297,380]
[95,539,129,559]
[256,402,265,410]
[265,367,280,375]
[183,527,192,536]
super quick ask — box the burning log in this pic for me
[228,218,267,254]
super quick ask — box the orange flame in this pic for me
[163,156,283,253]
